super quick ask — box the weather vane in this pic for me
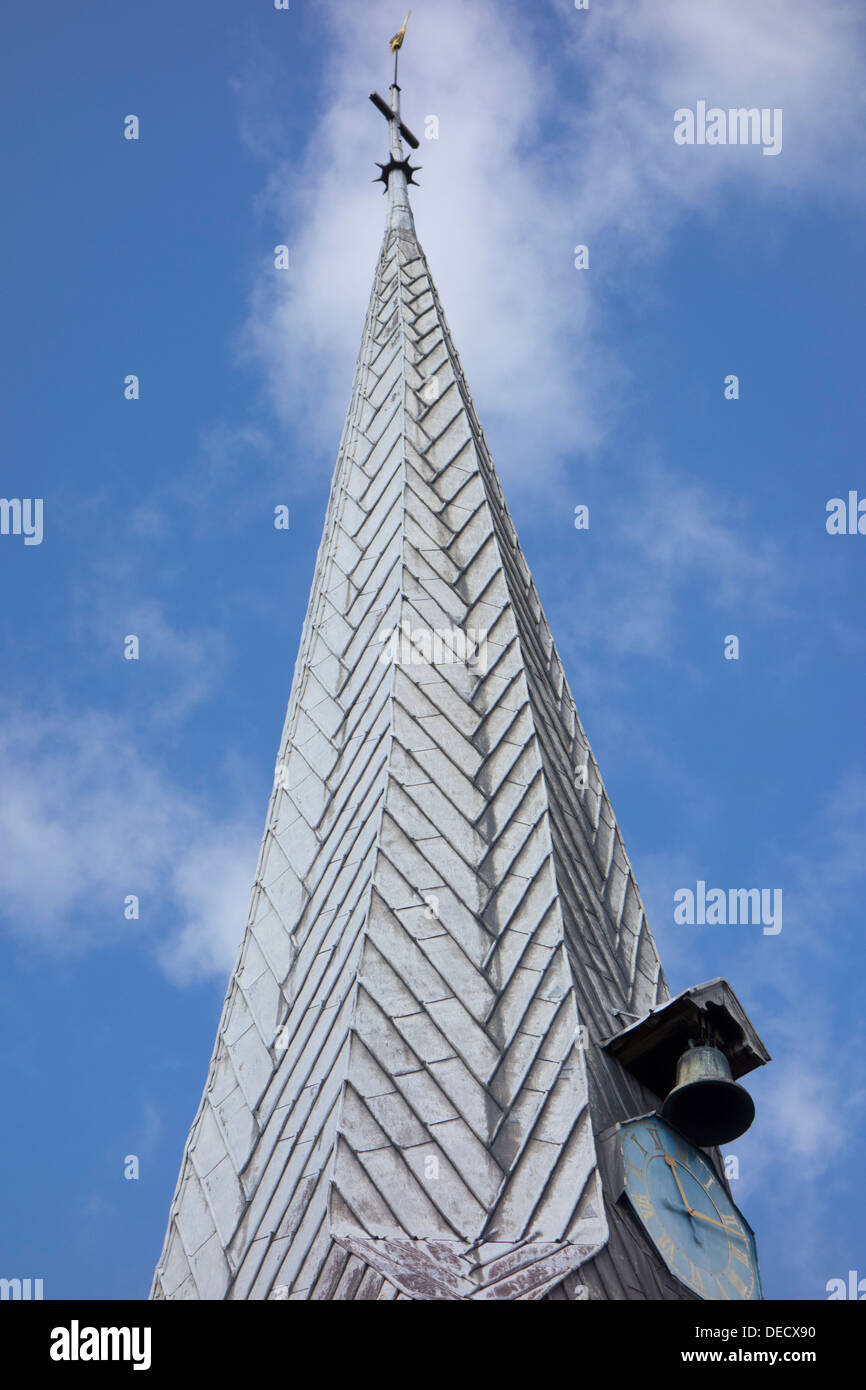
[389,10,412,85]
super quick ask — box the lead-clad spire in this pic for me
[150,29,694,1303]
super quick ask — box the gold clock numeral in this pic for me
[672,1141,691,1166]
[647,1127,665,1152]
[722,1213,744,1238]
[634,1193,654,1219]
[630,1134,649,1158]
[687,1261,705,1294]
[732,1243,750,1266]
[658,1233,676,1258]
[728,1269,749,1298]
[623,1158,643,1182]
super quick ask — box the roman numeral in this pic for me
[634,1194,654,1219]
[623,1158,643,1182]
[658,1233,676,1258]
[630,1134,649,1157]
[732,1243,750,1265]
[647,1127,665,1152]
[728,1269,750,1298]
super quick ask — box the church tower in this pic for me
[151,30,769,1302]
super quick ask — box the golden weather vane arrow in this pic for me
[388,10,412,83]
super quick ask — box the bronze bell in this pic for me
[660,1041,755,1146]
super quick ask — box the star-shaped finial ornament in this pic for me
[373,156,422,191]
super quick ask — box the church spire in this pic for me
[150,29,768,1303]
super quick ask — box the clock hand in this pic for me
[662,1156,744,1240]
[664,1153,697,1216]
[687,1209,747,1239]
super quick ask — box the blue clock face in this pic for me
[620,1115,762,1301]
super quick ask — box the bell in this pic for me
[660,1041,755,1146]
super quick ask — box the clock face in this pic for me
[620,1115,762,1301]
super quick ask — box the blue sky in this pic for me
[1,0,864,1301]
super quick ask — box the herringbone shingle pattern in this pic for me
[151,198,688,1301]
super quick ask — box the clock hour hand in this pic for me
[687,1208,747,1240]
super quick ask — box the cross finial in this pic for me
[369,13,421,231]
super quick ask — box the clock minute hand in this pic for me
[664,1153,696,1216]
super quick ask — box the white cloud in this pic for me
[760,1064,841,1174]
[156,836,261,986]
[122,601,231,726]
[540,459,789,682]
[0,703,257,984]
[232,0,866,501]
[68,596,231,727]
